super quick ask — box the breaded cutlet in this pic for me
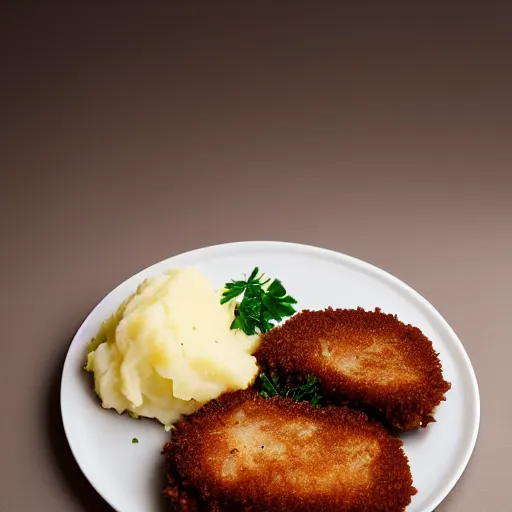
[255,307,451,430]
[163,389,416,511]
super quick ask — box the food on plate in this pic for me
[255,307,451,430]
[81,263,452,508]
[163,389,416,511]
[85,267,261,426]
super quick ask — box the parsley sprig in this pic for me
[220,267,297,335]
[259,372,323,407]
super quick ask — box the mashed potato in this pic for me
[85,267,261,426]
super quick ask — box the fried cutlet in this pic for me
[163,389,416,511]
[255,307,451,431]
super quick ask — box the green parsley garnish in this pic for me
[220,267,297,335]
[132,438,139,444]
[258,372,323,406]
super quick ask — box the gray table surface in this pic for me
[2,4,511,511]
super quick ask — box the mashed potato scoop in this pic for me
[86,267,261,426]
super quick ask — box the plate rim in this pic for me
[60,240,481,512]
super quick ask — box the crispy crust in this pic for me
[255,307,451,430]
[163,389,416,511]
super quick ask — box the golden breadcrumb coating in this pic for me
[163,389,416,511]
[255,307,451,430]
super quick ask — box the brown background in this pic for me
[1,3,511,511]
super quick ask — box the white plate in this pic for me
[61,241,480,512]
